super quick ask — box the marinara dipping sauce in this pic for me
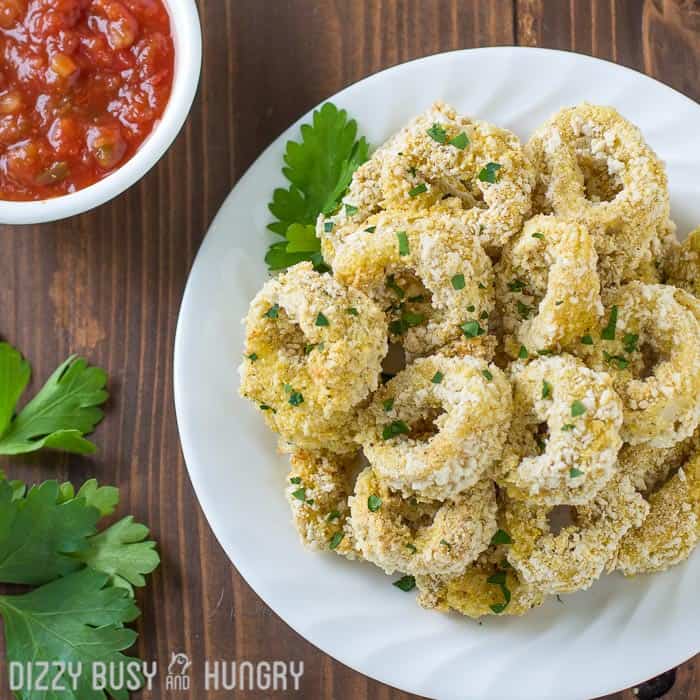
[0,0,174,201]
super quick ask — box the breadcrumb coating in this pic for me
[239,262,388,453]
[664,226,700,297]
[615,452,700,575]
[526,103,671,287]
[496,214,602,357]
[582,283,700,448]
[505,476,649,594]
[359,355,512,500]
[416,546,545,618]
[329,205,494,359]
[350,467,497,576]
[495,354,623,505]
[286,449,359,559]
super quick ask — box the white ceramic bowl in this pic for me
[0,0,202,226]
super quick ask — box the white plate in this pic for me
[174,47,700,700]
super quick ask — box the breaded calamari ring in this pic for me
[349,467,497,576]
[329,206,494,359]
[504,476,649,593]
[319,101,534,252]
[496,215,602,356]
[495,354,624,505]
[359,355,512,500]
[615,452,700,575]
[286,449,359,559]
[239,262,387,453]
[416,546,545,618]
[664,227,700,297]
[526,104,671,286]
[583,283,700,448]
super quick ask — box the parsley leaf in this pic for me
[601,305,618,341]
[426,123,447,144]
[0,569,142,700]
[266,103,369,270]
[490,529,513,545]
[393,574,416,592]
[478,162,502,183]
[0,344,108,456]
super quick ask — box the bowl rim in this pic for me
[0,0,202,225]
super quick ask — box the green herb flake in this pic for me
[451,274,466,290]
[259,404,275,412]
[490,529,513,545]
[569,467,584,478]
[601,305,618,341]
[532,232,545,240]
[315,312,330,327]
[346,307,359,316]
[290,476,302,484]
[562,424,575,431]
[264,304,280,319]
[482,369,493,381]
[345,203,358,216]
[386,274,405,299]
[367,495,382,512]
[461,320,485,338]
[382,420,410,440]
[405,543,417,553]
[288,391,304,407]
[440,539,452,550]
[329,532,344,550]
[397,230,410,256]
[480,311,489,320]
[604,351,629,370]
[292,488,306,501]
[571,400,586,417]
[324,221,333,233]
[365,226,376,233]
[408,183,428,197]
[304,343,317,355]
[518,345,529,360]
[393,575,416,592]
[478,162,502,184]
[327,510,341,521]
[478,282,487,290]
[408,294,426,303]
[467,305,476,313]
[383,398,395,412]
[247,353,258,361]
[581,335,594,345]
[431,371,444,384]
[449,132,469,150]
[402,311,425,327]
[542,380,552,400]
[517,301,532,320]
[623,333,639,354]
[427,123,447,144]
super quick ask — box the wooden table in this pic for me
[1,1,698,698]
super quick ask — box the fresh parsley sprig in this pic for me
[0,342,108,455]
[266,103,370,271]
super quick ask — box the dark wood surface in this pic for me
[1,1,699,698]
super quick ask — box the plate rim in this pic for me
[174,45,700,700]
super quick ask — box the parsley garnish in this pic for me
[290,476,302,484]
[518,345,529,360]
[449,132,469,149]
[487,570,512,613]
[408,183,427,197]
[482,369,493,381]
[461,321,485,338]
[602,305,618,340]
[467,305,476,312]
[393,575,416,592]
[490,529,513,545]
[329,532,344,549]
[542,380,552,399]
[508,279,526,292]
[623,333,639,353]
[345,203,358,216]
[367,495,382,512]
[315,312,329,326]
[562,424,575,431]
[383,398,395,412]
[440,539,452,549]
[382,420,410,440]
[327,510,341,521]
[247,353,258,361]
[292,487,306,501]
[432,371,444,384]
[259,404,275,412]
[604,351,629,370]
[386,274,405,299]
[532,232,545,239]
[581,335,594,345]
[0,344,108,456]
[517,301,532,319]
[451,273,466,290]
[478,162,502,183]
[289,391,304,406]
[323,221,333,232]
[365,226,376,233]
[266,103,369,271]
[570,467,584,478]
[405,543,417,553]
[397,230,410,256]
[571,400,586,417]
[427,123,447,144]
[346,307,359,316]
[265,304,280,319]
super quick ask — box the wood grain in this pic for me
[1,1,698,697]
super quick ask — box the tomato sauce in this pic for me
[0,0,174,201]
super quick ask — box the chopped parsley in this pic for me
[569,467,584,478]
[291,488,306,501]
[329,532,345,549]
[383,398,395,412]
[478,162,502,184]
[517,301,532,319]
[487,570,512,614]
[461,320,485,338]
[480,310,490,320]
[405,543,417,553]
[327,510,341,521]
[386,274,405,299]
[290,476,302,484]
[451,273,466,290]
[426,123,447,144]
[368,495,382,512]
[346,307,359,316]
[467,305,476,312]
[518,345,529,360]
[324,221,333,232]
[601,305,618,340]
[408,294,426,303]
[571,400,586,417]
[538,349,554,356]
[288,391,304,407]
[623,332,639,354]
[345,203,358,216]
[259,404,275,412]
[397,230,410,256]
[431,371,444,384]
[542,380,552,399]
[382,420,410,440]
[449,132,469,149]
[581,335,594,345]
[562,424,575,431]
[393,575,416,592]
[247,353,258,361]
[604,351,629,370]
[490,529,513,545]
[508,279,526,292]
[532,232,545,240]
[482,369,493,381]
[315,312,329,326]
[440,539,452,550]
[478,282,488,290]
[264,304,280,319]
[408,183,427,197]
[365,226,376,233]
